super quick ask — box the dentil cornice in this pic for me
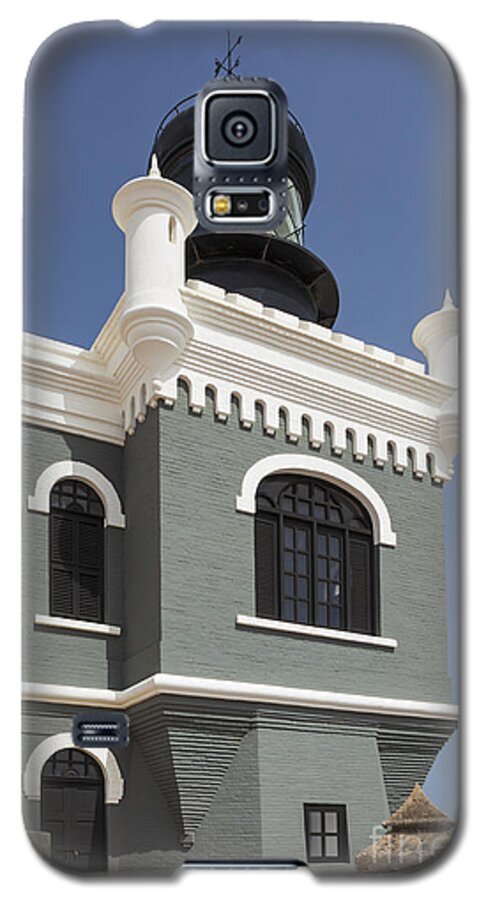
[23,279,458,482]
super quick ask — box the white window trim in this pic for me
[23,733,124,804]
[27,460,126,528]
[235,453,397,547]
[34,614,121,636]
[236,614,397,649]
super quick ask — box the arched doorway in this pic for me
[41,748,107,871]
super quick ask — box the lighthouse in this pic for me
[22,89,458,873]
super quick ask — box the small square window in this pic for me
[304,804,349,863]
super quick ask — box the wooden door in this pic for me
[41,748,107,872]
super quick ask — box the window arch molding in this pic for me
[236,454,396,547]
[28,461,126,529]
[23,733,124,804]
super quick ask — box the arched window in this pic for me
[49,480,104,622]
[255,474,378,635]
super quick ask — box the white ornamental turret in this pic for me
[412,290,459,469]
[412,289,459,387]
[112,155,197,382]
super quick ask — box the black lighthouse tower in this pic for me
[149,92,340,327]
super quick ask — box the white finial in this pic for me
[443,288,455,309]
[412,289,459,387]
[411,289,459,471]
[149,153,161,178]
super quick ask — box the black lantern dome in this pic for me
[149,97,339,327]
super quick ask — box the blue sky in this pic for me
[24,21,459,816]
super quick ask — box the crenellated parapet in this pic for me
[22,174,458,484]
[23,286,458,484]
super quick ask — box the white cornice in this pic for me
[22,280,458,480]
[181,283,438,401]
[23,332,124,445]
[21,673,458,722]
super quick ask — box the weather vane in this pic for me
[214,31,243,78]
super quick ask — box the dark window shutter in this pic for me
[51,568,75,617]
[78,572,103,621]
[50,515,74,564]
[49,483,104,623]
[78,519,103,569]
[255,514,279,619]
[348,536,372,634]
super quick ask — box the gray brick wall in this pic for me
[22,383,451,707]
[21,696,454,872]
[121,407,161,687]
[21,378,454,873]
[257,725,388,867]
[22,425,124,688]
[158,386,451,704]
